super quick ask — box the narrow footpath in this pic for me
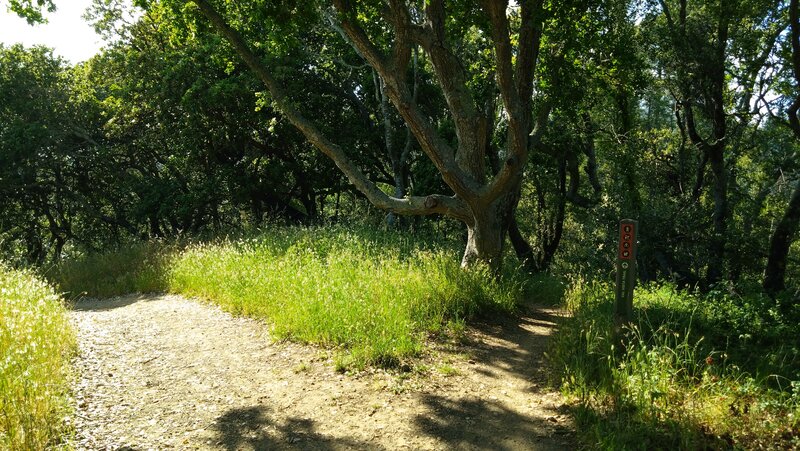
[70,294,575,450]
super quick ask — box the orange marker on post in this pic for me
[615,219,638,325]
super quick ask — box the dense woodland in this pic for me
[2,0,798,297]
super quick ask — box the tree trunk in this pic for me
[461,194,517,270]
[764,179,800,295]
[149,214,163,238]
[462,212,506,269]
[707,147,728,284]
[386,169,407,228]
[52,235,65,263]
[508,217,536,271]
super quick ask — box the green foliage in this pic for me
[552,281,800,449]
[3,0,55,24]
[0,264,76,450]
[0,44,79,264]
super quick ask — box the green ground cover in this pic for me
[552,281,800,449]
[0,265,76,450]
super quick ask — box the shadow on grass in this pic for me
[566,401,730,451]
[213,406,382,451]
[49,242,172,299]
[414,394,573,450]
[635,303,800,385]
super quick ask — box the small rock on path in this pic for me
[70,294,575,450]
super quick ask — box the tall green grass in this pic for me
[52,227,527,369]
[169,228,523,368]
[51,241,172,299]
[552,281,800,449]
[0,264,76,450]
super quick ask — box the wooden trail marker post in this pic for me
[615,219,638,326]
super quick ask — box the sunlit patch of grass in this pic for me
[551,280,800,449]
[437,363,460,377]
[167,226,524,369]
[0,264,76,450]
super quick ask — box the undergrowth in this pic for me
[0,264,76,450]
[51,241,172,299]
[551,280,800,449]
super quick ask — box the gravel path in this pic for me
[70,294,574,450]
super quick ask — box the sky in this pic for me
[0,0,103,64]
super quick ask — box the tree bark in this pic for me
[461,194,517,269]
[764,180,800,295]
[707,145,728,284]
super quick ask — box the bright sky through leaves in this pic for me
[0,0,101,63]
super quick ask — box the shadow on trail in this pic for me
[461,306,568,386]
[214,406,382,451]
[414,394,572,450]
[71,293,165,312]
[412,306,576,449]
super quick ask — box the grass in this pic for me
[51,226,528,370]
[168,227,524,368]
[0,264,76,450]
[51,241,172,299]
[45,224,800,448]
[551,280,800,449]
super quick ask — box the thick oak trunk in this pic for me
[462,211,506,269]
[461,194,517,270]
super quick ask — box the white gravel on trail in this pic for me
[69,294,575,450]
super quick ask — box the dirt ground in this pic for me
[69,294,575,450]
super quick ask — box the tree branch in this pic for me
[479,0,547,204]
[189,0,469,221]
[330,0,482,200]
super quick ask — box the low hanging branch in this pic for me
[189,0,470,222]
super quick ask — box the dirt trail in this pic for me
[69,294,575,450]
